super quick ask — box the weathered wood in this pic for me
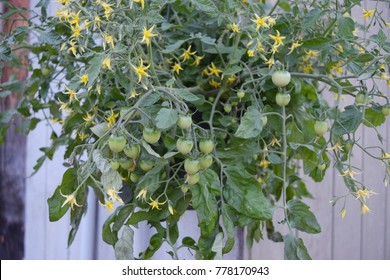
[0,0,29,260]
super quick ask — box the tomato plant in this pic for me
[1,0,390,260]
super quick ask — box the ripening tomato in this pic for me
[110,160,120,170]
[272,70,291,87]
[275,93,291,107]
[261,116,268,127]
[130,172,140,183]
[224,104,232,113]
[120,158,136,171]
[124,143,141,159]
[317,163,326,171]
[176,138,194,155]
[143,127,161,144]
[199,154,213,169]
[108,134,127,153]
[184,158,200,175]
[177,114,192,129]
[199,139,214,154]
[187,173,200,185]
[237,91,245,99]
[139,159,154,172]
[314,120,328,136]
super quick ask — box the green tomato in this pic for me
[177,114,192,129]
[208,96,215,103]
[314,120,328,136]
[237,91,245,99]
[143,127,161,144]
[355,93,372,105]
[110,160,120,170]
[181,185,189,193]
[272,70,291,88]
[108,134,127,153]
[199,154,213,169]
[124,143,141,159]
[139,159,154,172]
[176,138,194,155]
[317,163,326,171]
[199,139,214,154]
[275,93,291,107]
[184,158,201,175]
[345,141,353,152]
[120,158,136,171]
[382,106,390,116]
[224,104,232,113]
[130,172,140,183]
[42,68,51,76]
[187,173,200,185]
[261,116,268,127]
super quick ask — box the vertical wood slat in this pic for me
[385,2,390,261]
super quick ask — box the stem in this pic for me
[165,221,179,260]
[268,0,281,16]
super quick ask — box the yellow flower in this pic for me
[141,25,157,46]
[58,98,69,111]
[55,8,70,21]
[383,151,390,159]
[172,62,183,74]
[269,30,285,46]
[136,189,148,201]
[207,62,223,78]
[247,49,255,57]
[270,44,279,54]
[340,208,347,219]
[191,55,204,66]
[78,132,87,140]
[341,168,360,179]
[168,203,174,215]
[129,90,140,99]
[251,13,270,31]
[363,9,375,20]
[355,188,377,202]
[270,136,281,147]
[202,68,210,76]
[82,112,95,125]
[227,75,236,85]
[386,22,390,28]
[256,41,265,52]
[84,20,91,31]
[288,41,303,54]
[70,25,82,38]
[106,188,124,204]
[257,177,264,184]
[180,45,196,62]
[100,199,114,212]
[209,79,221,88]
[232,23,240,33]
[327,142,343,152]
[101,2,114,19]
[103,33,114,49]
[380,73,390,80]
[302,63,314,74]
[102,57,112,70]
[258,159,270,168]
[305,50,320,58]
[148,198,166,210]
[132,58,150,83]
[94,16,101,28]
[57,0,72,5]
[105,109,119,128]
[265,56,275,68]
[69,10,81,27]
[65,86,78,102]
[79,74,89,85]
[60,191,82,210]
[133,0,145,10]
[267,17,276,27]
[361,203,371,214]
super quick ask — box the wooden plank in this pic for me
[386,5,390,261]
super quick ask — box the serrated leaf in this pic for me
[283,234,311,260]
[190,0,218,14]
[141,140,161,158]
[337,16,354,38]
[162,39,187,53]
[235,106,263,139]
[87,53,105,87]
[287,200,321,234]
[90,122,108,137]
[115,226,134,260]
[223,65,242,76]
[221,204,235,254]
[332,105,362,138]
[357,69,376,81]
[92,149,110,173]
[101,169,122,191]
[363,108,386,127]
[163,151,179,159]
[174,89,200,102]
[155,108,178,130]
[211,232,223,260]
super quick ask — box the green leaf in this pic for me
[287,199,321,234]
[363,108,386,127]
[235,106,263,139]
[174,88,201,103]
[101,169,122,191]
[221,205,235,254]
[223,65,242,76]
[47,168,78,222]
[155,108,178,130]
[332,105,362,138]
[102,211,119,245]
[190,0,218,14]
[135,164,164,194]
[223,166,272,220]
[268,153,282,164]
[115,226,134,260]
[189,180,218,237]
[92,149,110,173]
[113,205,134,231]
[90,122,108,138]
[86,53,105,87]
[302,37,331,49]
[283,234,311,260]
[211,232,223,260]
[162,39,187,53]
[144,233,163,259]
[337,16,355,38]
[357,68,376,81]
[141,140,162,158]
[68,187,88,247]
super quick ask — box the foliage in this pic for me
[1,0,390,259]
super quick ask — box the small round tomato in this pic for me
[108,134,127,153]
[199,139,214,154]
[177,114,192,129]
[317,163,326,171]
[275,93,291,107]
[345,141,353,152]
[181,185,189,193]
[42,68,51,76]
[124,143,141,159]
[224,104,232,113]
[130,172,140,183]
[199,154,213,169]
[382,106,390,116]
[176,138,194,155]
[143,127,161,144]
[110,160,120,170]
[272,70,291,88]
[237,91,245,99]
[261,116,268,127]
[187,173,200,185]
[120,158,136,171]
[184,158,201,175]
[208,96,215,103]
[314,120,328,136]
[139,159,154,172]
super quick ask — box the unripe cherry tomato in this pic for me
[199,154,213,169]
[124,143,141,159]
[139,159,154,172]
[272,70,291,87]
[110,160,120,170]
[176,138,194,155]
[187,173,200,185]
[382,106,390,116]
[184,158,201,175]
[275,93,291,106]
[261,116,268,127]
[317,163,326,171]
[237,91,245,99]
[143,127,161,144]
[120,158,135,171]
[177,114,192,129]
[199,139,214,154]
[108,134,127,153]
[314,120,328,136]
[224,104,232,113]
[130,172,140,183]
